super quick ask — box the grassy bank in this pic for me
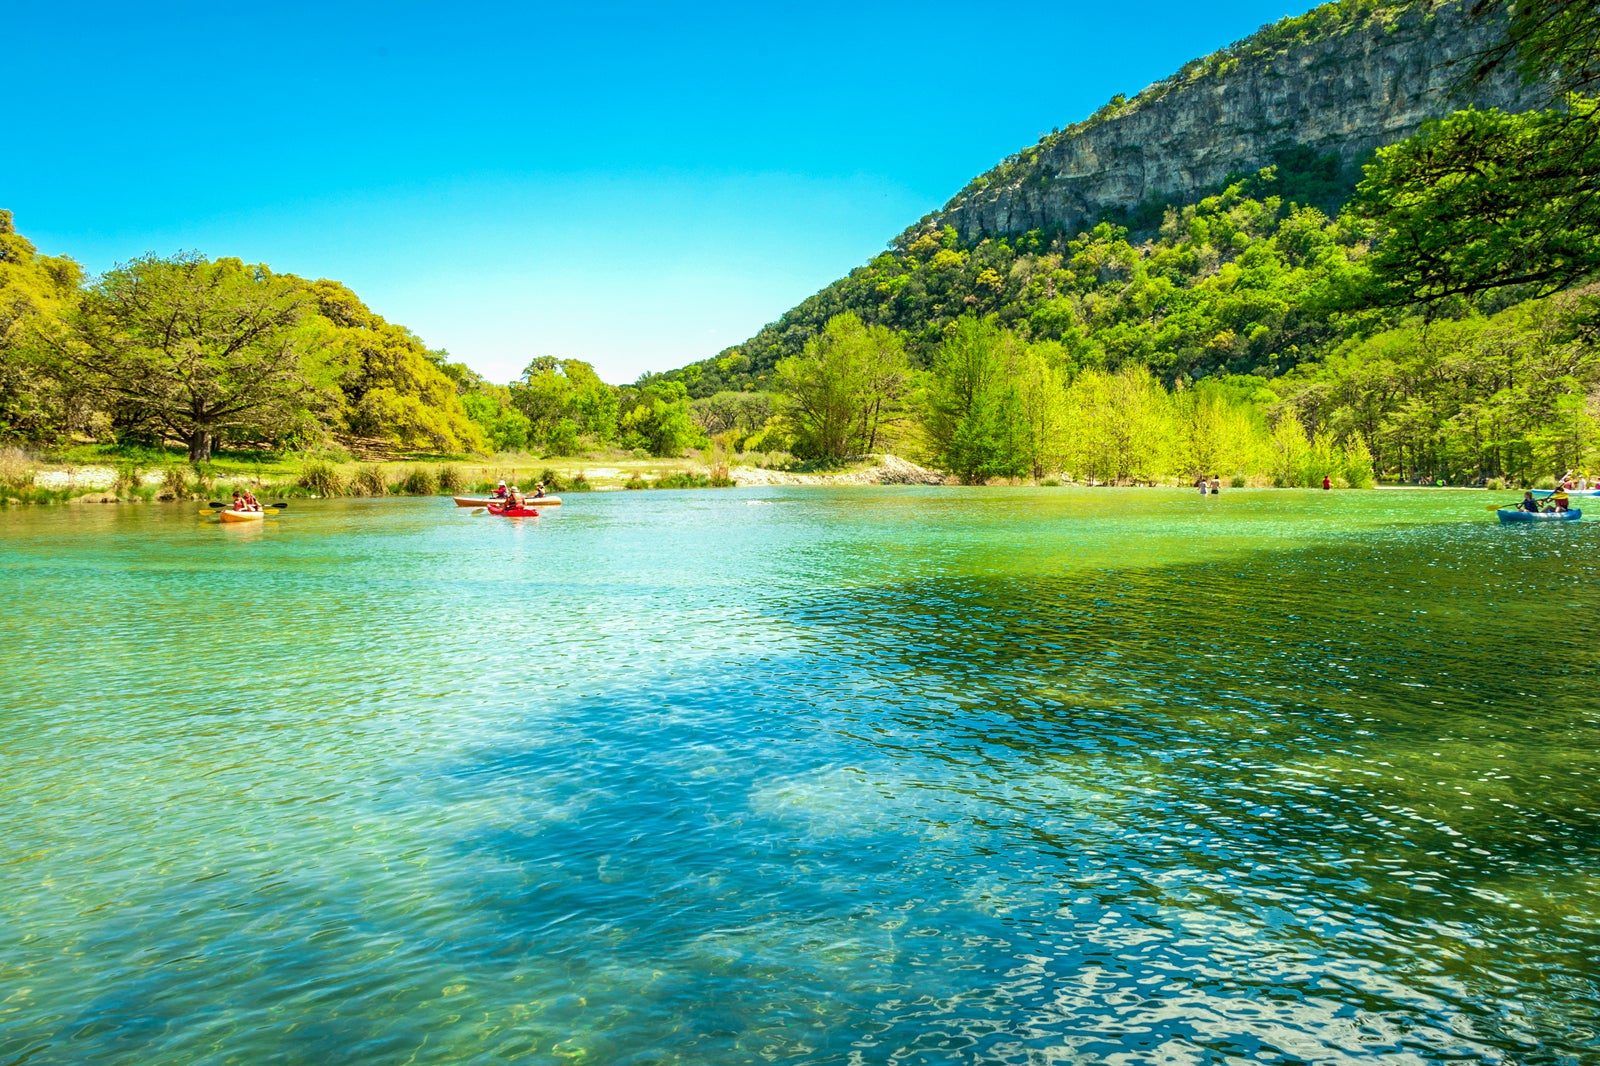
[0,444,748,504]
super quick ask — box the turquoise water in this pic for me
[1,488,1597,1064]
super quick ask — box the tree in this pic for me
[925,315,1030,482]
[1351,102,1600,306]
[775,313,909,462]
[307,279,484,453]
[0,211,83,442]
[41,254,332,461]
[510,357,619,451]
[619,379,702,457]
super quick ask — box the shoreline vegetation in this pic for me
[0,443,1545,508]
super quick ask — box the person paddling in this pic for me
[1519,490,1542,513]
[242,489,262,512]
[1550,488,1571,512]
[231,489,247,511]
[533,481,547,499]
[492,480,509,500]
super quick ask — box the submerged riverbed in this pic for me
[2,487,1597,1064]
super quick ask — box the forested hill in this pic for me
[663,0,1548,397]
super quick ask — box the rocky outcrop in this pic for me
[928,1,1548,243]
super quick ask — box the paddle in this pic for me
[199,501,288,515]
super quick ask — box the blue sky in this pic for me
[8,0,1304,384]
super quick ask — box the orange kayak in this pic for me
[454,495,561,507]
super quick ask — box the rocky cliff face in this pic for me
[929,1,1547,242]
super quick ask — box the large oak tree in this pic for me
[44,254,328,461]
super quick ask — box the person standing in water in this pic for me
[1209,476,1221,495]
[1322,476,1332,491]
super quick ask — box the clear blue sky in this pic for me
[8,0,1305,384]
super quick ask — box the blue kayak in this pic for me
[1532,488,1600,497]
[1498,507,1582,523]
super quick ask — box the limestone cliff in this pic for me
[924,0,1547,243]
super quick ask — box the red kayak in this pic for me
[487,503,539,517]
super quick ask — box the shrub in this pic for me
[299,459,347,497]
[537,467,565,492]
[0,448,36,494]
[1230,474,1246,488]
[160,465,190,501]
[351,465,389,497]
[437,465,465,493]
[568,472,592,492]
[624,474,648,490]
[112,463,142,497]
[399,467,439,495]
[653,472,714,489]
[1040,478,1061,487]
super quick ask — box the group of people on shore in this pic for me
[490,480,547,509]
[229,488,262,512]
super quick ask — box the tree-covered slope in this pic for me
[664,0,1549,398]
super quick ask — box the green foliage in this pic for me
[1275,287,1600,483]
[460,387,532,452]
[307,280,484,453]
[775,313,910,462]
[926,317,1030,483]
[668,168,1366,395]
[0,211,84,444]
[38,254,334,462]
[510,357,619,452]
[619,379,704,457]
[689,392,773,450]
[1351,101,1600,306]
[1471,0,1600,96]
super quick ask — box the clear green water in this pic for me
[2,488,1597,1065]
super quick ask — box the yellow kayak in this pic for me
[217,509,265,523]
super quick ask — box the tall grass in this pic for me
[350,465,388,497]
[0,448,36,496]
[160,466,191,501]
[299,459,347,497]
[399,467,439,495]
[436,465,465,493]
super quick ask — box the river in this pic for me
[1,487,1596,1064]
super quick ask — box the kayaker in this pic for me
[492,480,509,500]
[533,481,547,499]
[231,489,246,511]
[1519,491,1542,513]
[1551,488,1570,512]
[242,489,262,512]
[508,484,526,508]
